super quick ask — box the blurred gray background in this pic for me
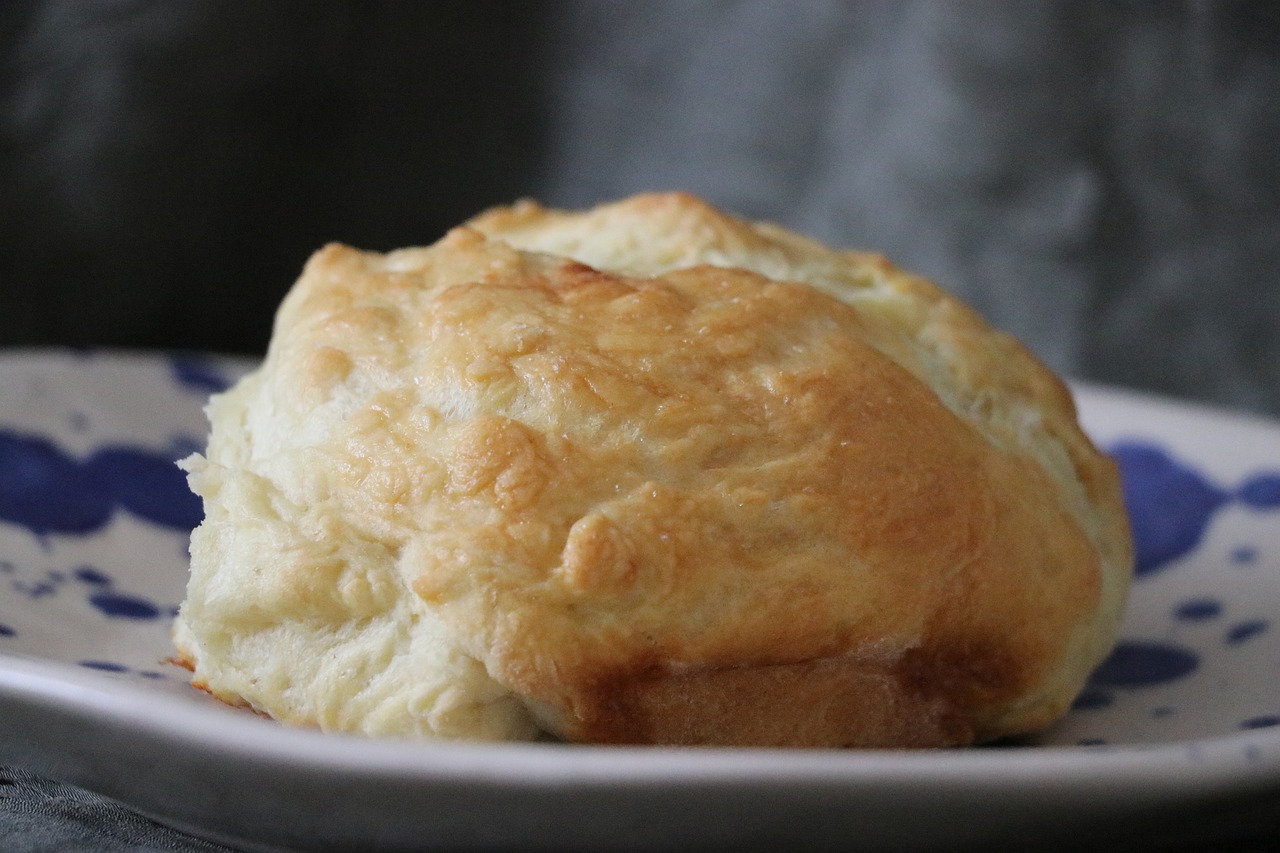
[3,0,1279,414]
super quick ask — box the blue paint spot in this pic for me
[1237,473,1280,509]
[1088,641,1200,688]
[0,429,114,535]
[168,435,204,460]
[73,566,113,586]
[1174,598,1222,621]
[1226,620,1268,645]
[1231,545,1259,565]
[87,446,202,531]
[138,670,167,680]
[89,592,162,620]
[1110,442,1230,576]
[1110,442,1280,577]
[170,356,231,395]
[0,428,202,537]
[15,580,57,599]
[1241,715,1280,730]
[0,624,15,637]
[78,660,129,673]
[1070,688,1114,710]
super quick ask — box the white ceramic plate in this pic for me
[2,349,1278,851]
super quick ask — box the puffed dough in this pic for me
[174,192,1132,747]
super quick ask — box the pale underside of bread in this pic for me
[174,192,1132,747]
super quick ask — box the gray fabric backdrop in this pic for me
[2,1,1280,850]
[2,0,1278,413]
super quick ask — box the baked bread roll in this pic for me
[174,192,1132,747]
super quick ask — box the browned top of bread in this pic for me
[175,192,1131,747]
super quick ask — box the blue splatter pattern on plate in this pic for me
[0,351,244,691]
[1,352,1279,747]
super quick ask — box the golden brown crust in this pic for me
[174,192,1132,747]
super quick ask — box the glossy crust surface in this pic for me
[175,192,1132,746]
